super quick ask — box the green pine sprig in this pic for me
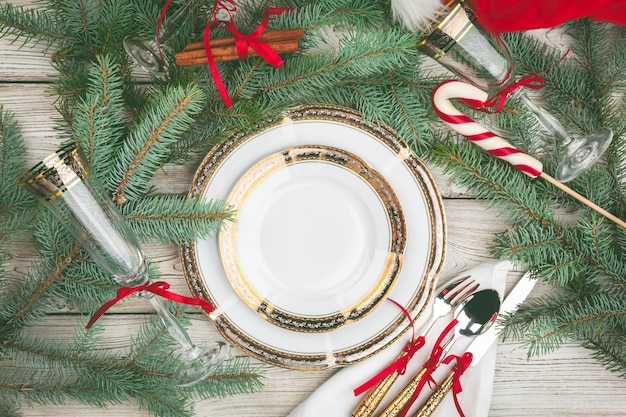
[119,195,234,245]
[1,0,626,414]
[430,22,626,377]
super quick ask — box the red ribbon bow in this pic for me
[353,336,426,396]
[156,1,293,107]
[203,2,293,107]
[398,318,459,417]
[482,76,544,112]
[86,281,213,329]
[354,298,426,397]
[466,50,570,113]
[441,351,474,417]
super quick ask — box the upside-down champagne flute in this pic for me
[415,0,612,182]
[19,144,230,387]
[123,1,194,74]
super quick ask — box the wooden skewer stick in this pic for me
[540,173,626,228]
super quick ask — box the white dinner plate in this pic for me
[219,145,406,332]
[181,106,446,370]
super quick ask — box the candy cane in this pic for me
[432,80,626,229]
[432,80,543,178]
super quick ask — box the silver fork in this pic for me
[352,275,478,417]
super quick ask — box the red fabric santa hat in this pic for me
[465,0,626,32]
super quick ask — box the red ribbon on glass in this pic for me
[398,318,458,417]
[441,351,474,417]
[86,281,213,329]
[464,50,570,113]
[354,298,426,396]
[481,76,544,112]
[203,1,293,107]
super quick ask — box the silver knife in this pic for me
[411,271,537,417]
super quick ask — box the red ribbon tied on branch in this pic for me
[203,1,294,107]
[156,1,294,107]
[86,281,213,329]
[441,352,474,417]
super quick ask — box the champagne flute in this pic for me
[416,0,613,182]
[19,144,230,387]
[123,1,194,74]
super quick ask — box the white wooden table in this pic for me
[2,18,626,417]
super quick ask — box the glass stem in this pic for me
[147,293,195,351]
[514,88,573,147]
[157,0,193,44]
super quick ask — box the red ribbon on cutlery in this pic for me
[398,318,458,417]
[86,281,213,329]
[353,336,426,396]
[441,352,474,417]
[354,298,428,396]
[354,298,427,396]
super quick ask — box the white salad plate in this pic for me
[219,145,406,332]
[181,106,446,370]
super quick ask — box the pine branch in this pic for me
[584,333,626,378]
[119,195,234,245]
[109,82,206,204]
[0,396,21,417]
[126,308,264,403]
[72,54,126,182]
[185,356,265,400]
[0,215,83,328]
[0,106,37,242]
[0,2,74,48]
[430,22,626,374]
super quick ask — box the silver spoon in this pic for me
[376,289,501,417]
[352,275,478,417]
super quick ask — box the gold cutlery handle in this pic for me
[412,370,455,417]
[352,366,403,417]
[376,367,427,417]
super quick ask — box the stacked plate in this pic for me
[180,106,446,370]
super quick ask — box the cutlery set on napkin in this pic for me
[287,261,536,417]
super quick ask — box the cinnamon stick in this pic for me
[176,39,301,66]
[181,28,305,52]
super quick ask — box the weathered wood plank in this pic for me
[2,15,625,417]
[13,316,626,417]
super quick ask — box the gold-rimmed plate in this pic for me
[219,145,406,332]
[180,106,446,370]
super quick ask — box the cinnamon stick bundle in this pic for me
[176,28,304,67]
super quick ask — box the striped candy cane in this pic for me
[431,80,626,229]
[431,80,544,178]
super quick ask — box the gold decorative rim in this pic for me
[219,145,406,332]
[180,105,446,370]
[417,0,477,59]
[18,144,89,201]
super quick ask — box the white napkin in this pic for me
[287,260,513,417]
